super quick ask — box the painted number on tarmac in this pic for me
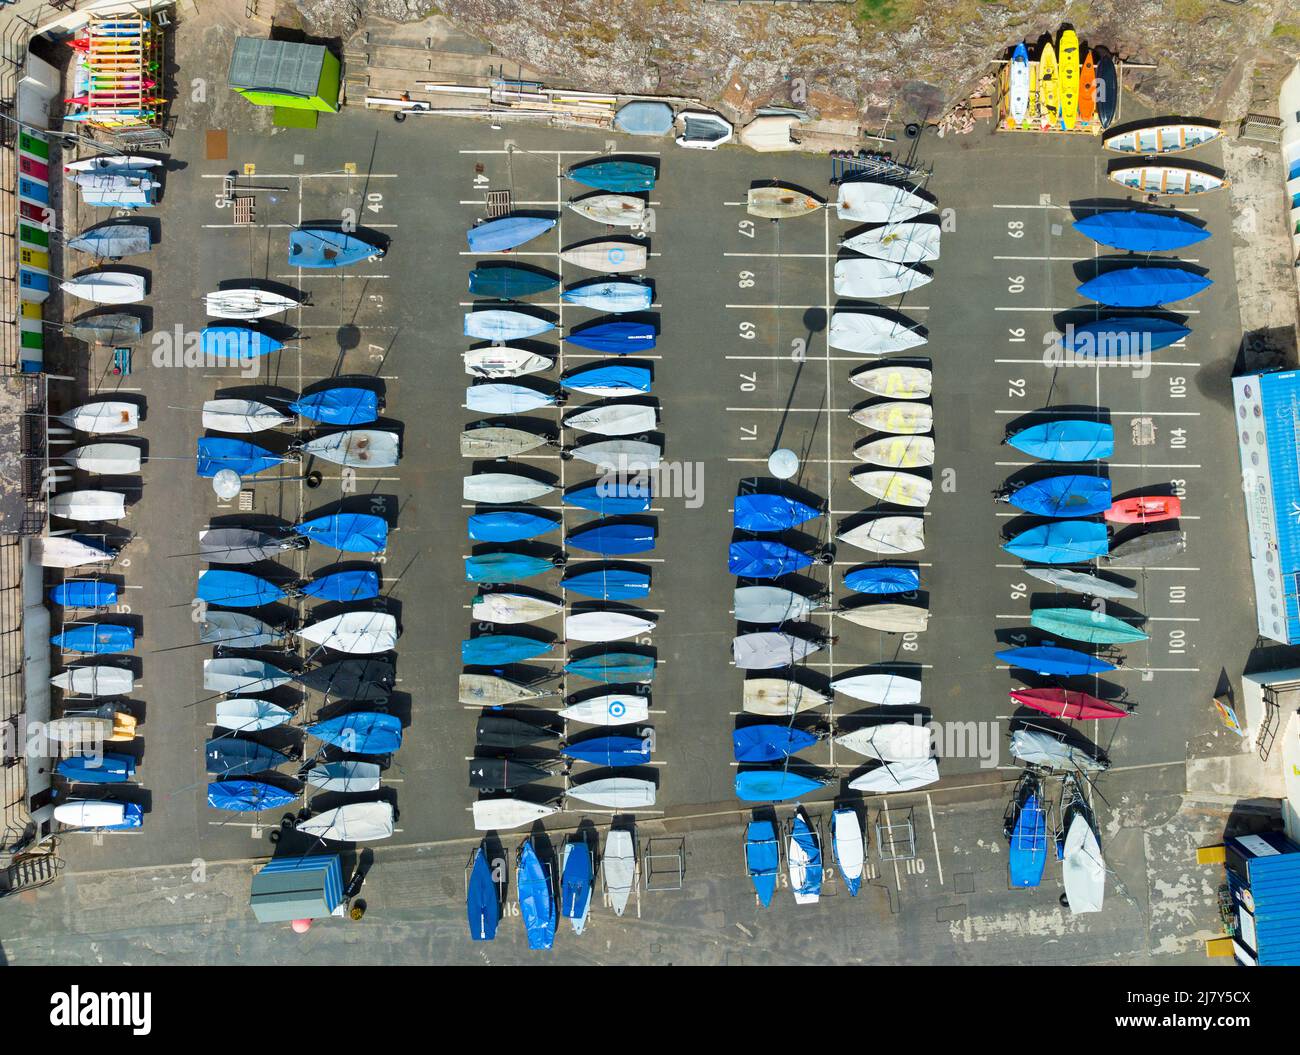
[739,321,756,341]
[738,220,754,238]
[738,270,755,288]
[1007,221,1024,239]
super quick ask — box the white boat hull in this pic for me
[837,516,925,554]
[834,258,933,298]
[832,672,922,705]
[202,399,291,433]
[848,757,939,793]
[603,828,637,916]
[853,435,934,467]
[472,593,563,624]
[559,693,650,725]
[50,665,133,697]
[60,272,146,304]
[850,364,932,399]
[567,777,656,808]
[296,802,394,842]
[472,797,559,830]
[63,442,141,474]
[829,311,927,354]
[297,612,398,654]
[836,182,931,224]
[850,469,932,507]
[463,473,554,504]
[49,490,126,522]
[565,611,657,642]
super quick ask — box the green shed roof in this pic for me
[228,37,324,99]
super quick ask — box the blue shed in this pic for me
[1224,831,1300,966]
[249,853,344,923]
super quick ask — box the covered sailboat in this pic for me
[1060,776,1105,913]
[467,844,500,941]
[518,838,557,950]
[745,817,781,907]
[1007,420,1113,462]
[1072,209,1208,252]
[1005,475,1112,517]
[787,808,823,905]
[1005,773,1048,889]
[1002,521,1109,564]
[832,807,865,896]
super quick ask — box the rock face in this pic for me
[291,0,1298,122]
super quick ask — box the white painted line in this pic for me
[993,409,1201,416]
[995,461,1201,469]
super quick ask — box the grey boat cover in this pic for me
[1009,729,1109,773]
[67,225,151,259]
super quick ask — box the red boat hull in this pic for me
[1105,495,1181,524]
[1010,688,1127,720]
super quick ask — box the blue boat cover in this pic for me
[290,387,379,425]
[563,321,657,354]
[564,479,652,514]
[790,813,823,899]
[50,580,118,608]
[1072,210,1209,253]
[729,540,814,579]
[296,513,388,553]
[1008,789,1048,888]
[52,624,134,654]
[734,769,824,802]
[1008,421,1114,462]
[200,325,283,360]
[100,802,144,830]
[196,437,284,478]
[204,738,287,776]
[197,569,285,608]
[561,363,653,395]
[466,216,556,253]
[468,266,557,300]
[300,569,381,603]
[561,566,650,599]
[565,651,656,683]
[567,160,656,193]
[561,735,650,767]
[207,780,297,812]
[561,281,653,313]
[467,847,499,941]
[733,493,821,532]
[567,521,656,555]
[465,552,554,583]
[1008,475,1112,517]
[1003,521,1109,564]
[745,819,780,907]
[613,101,674,136]
[1059,316,1190,357]
[994,645,1116,676]
[464,310,555,342]
[468,510,560,543]
[517,839,556,951]
[462,634,553,666]
[56,753,135,784]
[733,725,818,763]
[843,565,920,594]
[288,229,381,268]
[560,841,593,920]
[306,711,403,754]
[1078,266,1212,308]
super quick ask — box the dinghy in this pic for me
[67,224,151,259]
[468,509,560,543]
[564,321,657,354]
[60,271,146,304]
[854,435,934,468]
[195,437,287,478]
[1104,531,1186,566]
[297,612,399,654]
[62,442,140,474]
[1072,210,1209,252]
[472,591,562,623]
[565,651,657,683]
[567,439,661,471]
[568,193,647,227]
[1007,43,1030,126]
[734,493,821,532]
[841,222,940,263]
[838,602,929,633]
[567,159,656,193]
[1078,266,1211,307]
[561,280,652,313]
[1006,475,1111,517]
[745,818,781,907]
[463,473,554,504]
[460,424,552,458]
[200,325,284,361]
[829,311,927,354]
[462,346,553,378]
[298,430,400,468]
[1005,773,1047,888]
[201,398,291,433]
[994,645,1116,676]
[836,722,931,761]
[1108,162,1227,196]
[305,761,382,793]
[837,516,925,554]
[1010,688,1127,720]
[50,665,133,697]
[476,713,561,750]
[57,401,138,434]
[468,266,557,300]
[565,610,656,642]
[517,838,557,950]
[735,770,824,802]
[560,363,652,397]
[562,566,651,600]
[467,845,500,941]
[207,781,296,813]
[560,691,650,725]
[836,181,931,224]
[54,800,142,830]
[560,836,594,935]
[1002,521,1109,564]
[57,754,135,784]
[295,802,394,843]
[734,585,822,623]
[746,185,822,220]
[1106,495,1180,524]
[197,612,280,649]
[851,469,932,507]
[50,580,117,608]
[204,288,298,319]
[205,738,290,776]
[66,155,161,172]
[462,633,553,665]
[465,552,555,583]
[297,657,395,699]
[66,170,158,192]
[742,678,829,716]
[562,735,650,767]
[850,401,933,435]
[1030,606,1147,644]
[47,715,132,744]
[289,228,383,268]
[567,776,656,808]
[466,215,555,253]
[1023,566,1137,599]
[848,757,939,793]
[613,100,674,136]
[202,658,293,694]
[1062,316,1191,359]
[732,631,822,669]
[563,402,657,436]
[832,808,865,896]
[604,827,637,916]
[834,258,932,298]
[53,624,134,654]
[215,697,293,732]
[850,363,932,399]
[787,809,823,905]
[559,240,646,273]
[565,478,652,513]
[459,673,552,707]
[1104,120,1220,154]
[307,712,402,755]
[1007,420,1113,461]
[198,528,298,565]
[69,313,142,345]
[675,110,732,148]
[728,540,815,579]
[1060,777,1105,912]
[733,725,818,763]
[466,382,556,414]
[463,309,555,341]
[469,756,554,792]
[831,671,922,705]
[568,521,655,555]
[35,536,115,568]
[49,490,125,522]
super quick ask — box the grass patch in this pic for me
[854,0,920,30]
[1272,22,1300,38]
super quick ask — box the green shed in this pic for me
[228,37,340,126]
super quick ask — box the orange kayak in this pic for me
[1105,495,1181,524]
[1079,51,1096,122]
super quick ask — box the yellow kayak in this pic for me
[1058,29,1080,130]
[1038,41,1058,125]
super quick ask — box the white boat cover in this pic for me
[562,403,657,437]
[603,828,638,915]
[850,364,932,399]
[463,347,553,378]
[296,801,394,842]
[202,399,291,433]
[559,693,650,725]
[567,439,661,471]
[850,401,933,434]
[472,797,559,831]
[836,722,932,761]
[296,612,398,654]
[848,757,940,793]
[46,716,112,743]
[732,632,821,669]
[568,194,647,227]
[458,673,549,707]
[829,311,927,354]
[1010,729,1108,773]
[1062,812,1106,913]
[48,490,126,522]
[305,761,382,793]
[734,585,821,623]
[742,678,828,715]
[63,442,141,474]
[50,665,133,697]
[463,473,554,504]
[1023,566,1138,600]
[300,430,400,468]
[850,469,932,507]
[838,602,930,633]
[34,537,114,568]
[560,242,647,273]
[57,401,138,434]
[565,610,656,642]
[831,672,922,705]
[567,777,656,808]
[837,516,925,554]
[834,258,933,299]
[841,222,941,263]
[204,288,297,319]
[835,181,931,224]
[854,435,935,468]
[472,593,562,624]
[60,272,145,304]
[214,698,292,732]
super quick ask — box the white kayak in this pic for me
[204,288,298,319]
[838,602,930,633]
[50,665,133,697]
[560,241,647,274]
[54,801,129,828]
[733,631,822,669]
[559,692,650,725]
[565,610,656,642]
[834,258,933,299]
[296,612,398,654]
[56,401,138,435]
[60,271,145,304]
[829,311,927,354]
[850,469,932,507]
[603,827,637,916]
[295,801,395,842]
[850,401,933,434]
[742,678,829,715]
[841,222,941,263]
[567,776,656,808]
[48,489,126,522]
[463,473,554,504]
[215,697,293,732]
[66,155,162,172]
[62,442,141,474]
[567,439,661,472]
[472,592,563,624]
[568,194,647,227]
[562,403,657,437]
[201,399,291,433]
[836,722,932,761]
[299,430,400,468]
[463,346,553,378]
[33,536,115,568]
[1062,811,1105,913]
[848,757,939,793]
[305,761,382,793]
[734,585,822,623]
[836,181,932,224]
[850,363,932,400]
[853,435,935,468]
[837,516,925,554]
[831,671,921,705]
[473,797,560,831]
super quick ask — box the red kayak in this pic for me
[1010,688,1127,720]
[1105,495,1181,524]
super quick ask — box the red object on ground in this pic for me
[1105,495,1181,524]
[1010,688,1128,720]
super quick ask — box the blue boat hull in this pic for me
[1078,266,1212,308]
[1072,210,1209,253]
[1008,475,1112,517]
[289,229,382,268]
[1003,521,1109,564]
[843,565,920,594]
[729,541,815,579]
[994,645,1116,676]
[1008,421,1114,462]
[734,769,822,802]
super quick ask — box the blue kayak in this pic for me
[462,634,554,666]
[561,565,650,600]
[197,569,285,608]
[204,738,290,777]
[560,363,653,396]
[1003,521,1109,564]
[994,645,1117,676]
[733,493,821,532]
[565,651,656,683]
[567,160,656,193]
[300,569,381,603]
[467,215,556,253]
[468,266,558,300]
[1072,210,1209,253]
[52,624,134,654]
[1059,317,1190,357]
[56,753,135,784]
[735,769,825,802]
[561,281,653,313]
[468,510,561,543]
[465,552,555,583]
[729,540,814,579]
[733,725,818,763]
[201,325,283,360]
[467,845,500,941]
[306,711,402,754]
[196,437,285,478]
[207,780,297,812]
[564,321,657,354]
[561,735,651,767]
[843,565,920,594]
[289,228,383,268]
[564,479,652,514]
[1008,421,1114,462]
[296,513,388,552]
[517,839,556,951]
[50,580,118,608]
[745,819,780,907]
[290,387,379,425]
[567,520,656,555]
[1078,266,1211,307]
[1007,475,1112,517]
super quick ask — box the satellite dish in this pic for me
[768,448,799,480]
[212,469,242,500]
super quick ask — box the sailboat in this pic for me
[559,835,594,935]
[1059,775,1105,913]
[831,807,865,896]
[787,808,823,905]
[1004,772,1048,888]
[467,843,500,941]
